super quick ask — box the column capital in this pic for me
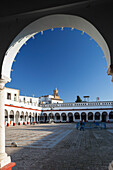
[107,65,113,82]
[0,79,7,90]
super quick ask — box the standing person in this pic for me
[80,120,84,131]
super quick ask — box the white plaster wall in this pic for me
[4,87,19,102]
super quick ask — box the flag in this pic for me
[96,97,99,101]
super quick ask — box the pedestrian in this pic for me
[80,120,84,131]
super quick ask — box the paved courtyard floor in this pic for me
[5,123,113,170]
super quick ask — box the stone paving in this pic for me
[5,123,113,170]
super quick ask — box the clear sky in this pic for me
[6,28,113,102]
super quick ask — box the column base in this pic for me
[13,123,16,126]
[7,123,10,127]
[108,160,113,170]
[0,155,11,168]
[1,162,15,170]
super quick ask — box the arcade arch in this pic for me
[35,113,38,122]
[81,112,86,122]
[32,112,35,122]
[43,113,47,123]
[68,112,73,123]
[88,112,93,120]
[49,113,54,120]
[15,111,19,124]
[55,113,60,121]
[1,14,110,83]
[5,110,8,122]
[109,111,113,120]
[29,112,32,123]
[74,112,80,120]
[0,13,112,170]
[20,111,24,121]
[102,112,107,122]
[95,112,100,120]
[25,112,29,122]
[61,113,67,121]
[9,110,14,122]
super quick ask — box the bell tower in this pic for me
[53,88,60,99]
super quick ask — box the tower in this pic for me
[53,88,60,99]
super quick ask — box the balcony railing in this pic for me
[40,101,113,108]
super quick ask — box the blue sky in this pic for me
[6,28,113,102]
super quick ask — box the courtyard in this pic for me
[5,123,113,170]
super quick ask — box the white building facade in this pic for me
[4,87,113,126]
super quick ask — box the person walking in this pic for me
[80,120,84,131]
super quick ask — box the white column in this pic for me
[73,115,75,122]
[18,114,20,123]
[80,113,82,121]
[14,111,15,123]
[93,114,95,121]
[67,115,69,122]
[106,113,109,122]
[100,113,102,122]
[60,115,62,122]
[0,79,11,168]
[8,113,10,124]
[86,114,88,122]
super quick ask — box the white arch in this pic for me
[5,109,8,116]
[10,110,14,115]
[15,111,19,123]
[1,14,110,82]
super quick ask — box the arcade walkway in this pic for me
[5,123,113,170]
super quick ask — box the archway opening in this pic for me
[32,113,35,122]
[49,113,54,121]
[43,113,47,123]
[29,112,32,123]
[15,111,19,123]
[55,113,60,122]
[20,112,24,121]
[35,113,37,122]
[81,112,86,122]
[5,110,8,122]
[61,113,67,121]
[25,112,29,122]
[88,112,93,121]
[9,110,14,124]
[74,112,80,121]
[102,112,107,122]
[95,112,100,121]
[2,15,110,92]
[109,111,113,121]
[68,112,73,123]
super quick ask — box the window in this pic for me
[14,94,17,101]
[7,93,11,100]
[23,97,25,103]
[30,98,32,103]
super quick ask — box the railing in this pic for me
[5,99,113,110]
[5,99,41,109]
[41,101,113,108]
